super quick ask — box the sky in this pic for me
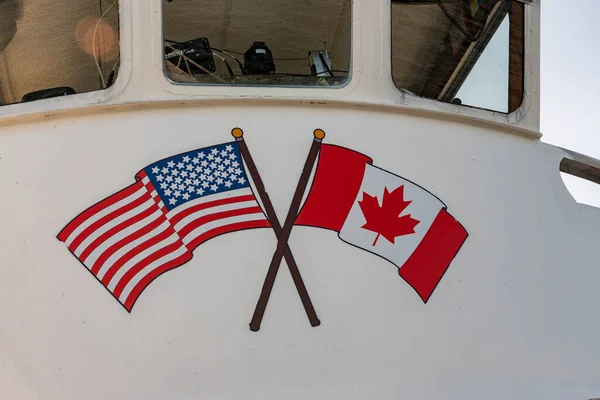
[540,0,600,207]
[459,1,600,207]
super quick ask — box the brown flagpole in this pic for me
[232,128,320,330]
[247,128,325,332]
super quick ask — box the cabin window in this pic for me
[0,0,120,106]
[162,0,351,87]
[391,0,525,113]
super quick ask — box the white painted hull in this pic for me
[1,103,598,399]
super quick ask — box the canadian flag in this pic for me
[295,144,468,302]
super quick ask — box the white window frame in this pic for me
[0,0,540,139]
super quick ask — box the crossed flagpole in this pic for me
[58,126,464,323]
[232,127,324,332]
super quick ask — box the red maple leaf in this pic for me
[358,185,420,246]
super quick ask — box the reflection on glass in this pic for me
[162,0,351,87]
[455,16,509,112]
[391,0,524,113]
[0,0,120,106]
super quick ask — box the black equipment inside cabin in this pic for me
[165,37,216,75]
[243,42,276,75]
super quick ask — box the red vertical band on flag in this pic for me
[399,209,467,303]
[295,144,372,231]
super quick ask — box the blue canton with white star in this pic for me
[144,142,249,211]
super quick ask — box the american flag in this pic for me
[58,142,270,311]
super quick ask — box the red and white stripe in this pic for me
[58,174,269,311]
[166,187,269,250]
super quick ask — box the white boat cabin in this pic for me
[0,1,599,399]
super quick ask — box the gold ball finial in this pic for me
[231,128,244,138]
[313,129,326,140]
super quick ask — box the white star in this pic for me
[210,184,218,192]
[180,171,188,178]
[193,179,200,186]
[169,198,177,205]
[161,167,170,175]
[165,189,172,196]
[171,169,180,177]
[198,152,206,159]
[211,148,219,155]
[195,166,203,174]
[177,162,185,169]
[225,144,233,152]
[224,181,232,188]
[182,155,190,163]
[199,174,207,181]
[223,159,231,166]
[187,185,195,193]
[174,190,181,198]
[217,164,225,171]
[229,173,238,181]
[196,188,205,196]
[178,184,186,191]
[234,168,242,175]
[175,177,182,184]
[215,156,223,164]
[238,177,247,185]
[151,166,160,174]
[170,183,178,192]
[167,161,175,168]
[201,181,209,189]
[216,177,223,185]
[201,160,208,167]
[232,161,239,168]
[220,150,228,158]
[207,154,215,161]
[207,175,215,183]
[165,175,173,183]
[160,182,168,190]
[182,193,190,201]
[227,167,235,174]
[184,178,192,186]
[192,158,200,165]
[186,164,194,171]
[229,153,237,160]
[156,175,164,182]
[189,171,197,179]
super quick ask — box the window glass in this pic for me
[162,0,351,87]
[0,0,120,106]
[391,0,524,113]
